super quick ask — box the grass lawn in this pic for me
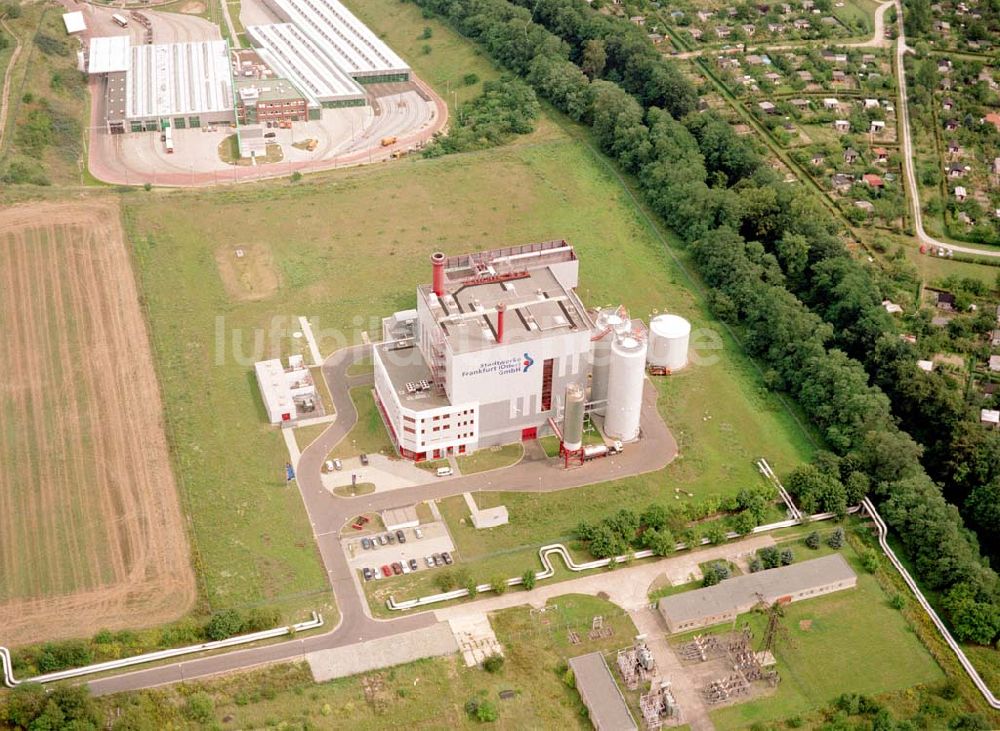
[704,548,944,729]
[328,387,395,460]
[92,595,635,729]
[334,482,376,497]
[455,444,523,474]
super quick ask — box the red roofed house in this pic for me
[863,173,884,188]
[984,112,1000,131]
[873,147,888,162]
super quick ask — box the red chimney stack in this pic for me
[431,252,446,297]
[497,303,506,343]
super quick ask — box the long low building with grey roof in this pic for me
[658,553,857,634]
[247,23,367,109]
[568,652,638,731]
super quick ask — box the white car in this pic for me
[414,527,424,539]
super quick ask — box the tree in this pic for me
[643,528,676,556]
[435,569,457,592]
[521,570,536,590]
[703,562,729,586]
[465,576,479,598]
[640,503,669,531]
[483,654,505,673]
[827,527,845,549]
[580,39,606,79]
[184,692,214,724]
[476,699,499,722]
[205,609,244,641]
[759,546,781,569]
[805,531,820,550]
[944,584,1000,645]
[703,523,727,545]
[733,510,757,536]
[780,548,794,566]
[490,576,509,595]
[748,557,763,573]
[588,524,628,558]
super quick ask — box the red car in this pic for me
[380,565,392,578]
[391,562,403,576]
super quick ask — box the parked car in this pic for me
[432,553,443,567]
[414,527,424,539]
[386,532,395,544]
[436,466,453,477]
[396,529,406,543]
[362,567,373,581]
[264,131,277,138]
[408,558,419,572]
[323,460,335,473]
[381,565,392,578]
[361,537,372,550]
[378,534,389,546]
[333,458,343,471]
[425,556,435,568]
[360,453,369,466]
[401,561,411,574]
[442,552,453,565]
[391,562,403,576]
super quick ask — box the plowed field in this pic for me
[0,200,194,647]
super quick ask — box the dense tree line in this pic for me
[407,0,1000,644]
[423,77,539,156]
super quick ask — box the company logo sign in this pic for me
[461,353,535,378]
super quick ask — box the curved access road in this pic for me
[893,3,1000,258]
[86,344,677,695]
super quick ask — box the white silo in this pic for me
[605,333,647,442]
[562,383,586,451]
[591,307,631,415]
[648,314,691,372]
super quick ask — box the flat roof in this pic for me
[255,359,295,419]
[236,77,305,103]
[375,341,452,411]
[128,40,234,119]
[269,0,410,77]
[418,250,593,353]
[63,11,87,34]
[248,23,366,105]
[567,653,637,731]
[658,554,856,628]
[88,36,131,74]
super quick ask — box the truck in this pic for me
[647,365,671,376]
[112,13,128,27]
[582,441,623,461]
[163,125,174,154]
[380,136,397,147]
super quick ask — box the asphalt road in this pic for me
[88,345,677,695]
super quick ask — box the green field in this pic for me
[91,595,635,728]
[454,444,523,474]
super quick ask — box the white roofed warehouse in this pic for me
[88,37,236,133]
[262,0,410,83]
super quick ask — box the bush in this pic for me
[827,527,845,549]
[804,531,820,549]
[521,570,536,590]
[463,73,480,86]
[476,699,499,722]
[143,182,152,191]
[204,609,245,641]
[434,570,457,592]
[703,523,727,545]
[889,594,905,610]
[490,576,508,595]
[702,562,730,587]
[420,26,433,39]
[465,576,479,598]
[860,548,880,573]
[780,548,794,566]
[483,653,504,673]
[290,170,302,182]
[184,692,214,723]
[748,557,764,573]
[562,667,576,688]
[35,641,93,673]
[758,546,781,569]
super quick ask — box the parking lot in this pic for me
[344,520,456,580]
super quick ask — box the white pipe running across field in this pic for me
[757,457,802,521]
[861,498,1000,710]
[0,612,324,689]
[385,511,849,611]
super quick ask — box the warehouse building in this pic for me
[246,23,366,113]
[254,355,318,424]
[88,37,236,132]
[657,554,857,633]
[374,242,648,461]
[568,653,638,731]
[263,0,410,82]
[236,78,310,124]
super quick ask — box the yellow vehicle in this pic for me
[380,136,397,147]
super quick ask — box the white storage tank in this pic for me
[648,314,691,372]
[605,333,646,442]
[591,307,631,414]
[562,383,586,451]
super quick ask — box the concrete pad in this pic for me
[307,622,458,682]
[321,453,435,493]
[447,614,504,668]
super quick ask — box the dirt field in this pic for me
[0,200,195,647]
[214,242,281,301]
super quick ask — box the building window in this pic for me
[541,358,555,410]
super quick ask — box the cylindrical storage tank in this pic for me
[647,314,691,371]
[562,383,586,451]
[590,309,628,414]
[605,334,646,442]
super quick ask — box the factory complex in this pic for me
[85,0,408,134]
[371,241,691,462]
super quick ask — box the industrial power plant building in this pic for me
[373,241,683,462]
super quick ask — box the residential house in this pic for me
[990,354,1000,372]
[715,25,733,38]
[764,72,782,83]
[758,101,778,114]
[870,120,886,133]
[863,98,879,109]
[834,119,850,132]
[947,162,966,178]
[742,23,757,35]
[823,97,839,109]
[798,70,814,82]
[917,360,935,372]
[954,186,967,201]
[832,70,847,84]
[947,140,961,156]
[944,119,959,131]
[984,112,1000,132]
[937,58,953,73]
[793,17,811,29]
[874,147,889,162]
[937,292,956,310]
[790,98,810,109]
[855,200,875,215]
[832,173,855,191]
[811,153,825,166]
[843,147,859,163]
[943,98,954,111]
[981,409,1000,428]
[863,173,884,188]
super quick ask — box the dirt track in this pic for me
[0,200,195,647]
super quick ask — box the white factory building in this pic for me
[374,242,660,462]
[246,23,367,109]
[88,37,236,132]
[254,355,318,424]
[262,0,410,82]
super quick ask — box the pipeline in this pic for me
[0,612,324,688]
